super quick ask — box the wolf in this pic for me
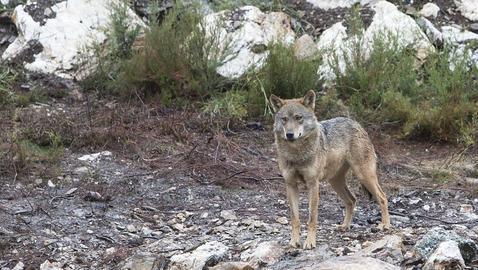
[270,90,390,249]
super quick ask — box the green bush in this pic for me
[331,33,478,143]
[117,2,230,103]
[241,43,321,116]
[80,0,141,93]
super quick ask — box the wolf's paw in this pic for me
[289,237,301,248]
[303,237,316,249]
[377,223,391,231]
[335,224,350,232]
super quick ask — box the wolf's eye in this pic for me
[295,115,303,121]
[281,117,287,122]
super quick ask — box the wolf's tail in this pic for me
[361,184,373,200]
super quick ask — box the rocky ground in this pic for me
[0,97,478,269]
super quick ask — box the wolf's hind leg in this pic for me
[329,163,356,231]
[350,162,391,230]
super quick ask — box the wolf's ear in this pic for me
[302,90,316,110]
[270,94,284,113]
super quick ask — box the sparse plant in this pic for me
[117,2,232,103]
[202,90,248,119]
[80,0,142,93]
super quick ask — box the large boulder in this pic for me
[240,241,285,266]
[203,6,295,79]
[423,240,466,270]
[317,0,433,81]
[455,0,478,21]
[2,0,145,79]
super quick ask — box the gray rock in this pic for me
[12,262,24,270]
[240,241,285,266]
[169,241,228,270]
[313,256,400,270]
[355,235,404,264]
[414,226,478,263]
[423,240,465,270]
[220,210,237,221]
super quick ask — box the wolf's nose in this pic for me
[286,133,294,140]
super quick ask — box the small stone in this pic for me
[142,226,152,236]
[172,223,184,231]
[276,217,288,225]
[86,229,93,234]
[44,7,53,17]
[12,262,24,270]
[419,3,440,18]
[105,247,116,256]
[409,198,422,205]
[35,178,43,185]
[201,212,209,219]
[126,224,137,233]
[39,260,63,270]
[220,210,238,221]
[47,180,55,188]
[74,166,89,175]
[460,204,473,214]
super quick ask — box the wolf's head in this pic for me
[270,90,318,142]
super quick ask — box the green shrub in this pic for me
[80,0,141,93]
[241,43,321,116]
[117,2,230,103]
[0,65,17,106]
[331,31,478,143]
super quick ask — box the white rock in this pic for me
[127,224,138,233]
[423,204,431,211]
[293,34,318,60]
[317,1,433,81]
[455,0,478,21]
[362,1,433,55]
[460,204,474,213]
[442,25,478,44]
[276,216,288,225]
[78,151,112,161]
[170,241,229,270]
[203,6,295,79]
[313,256,400,270]
[423,240,466,270]
[39,260,63,270]
[240,241,285,265]
[220,210,238,220]
[2,0,145,78]
[306,0,376,10]
[316,22,349,81]
[47,180,55,188]
[420,3,440,18]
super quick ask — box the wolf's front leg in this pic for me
[285,181,300,248]
[303,180,319,249]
